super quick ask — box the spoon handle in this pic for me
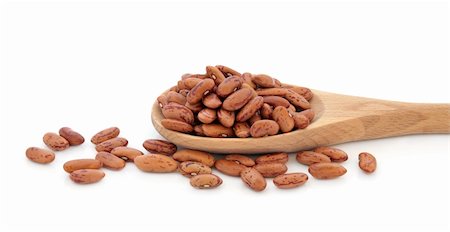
[357,102,450,140]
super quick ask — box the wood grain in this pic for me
[151,89,450,154]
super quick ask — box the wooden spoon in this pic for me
[151,89,450,154]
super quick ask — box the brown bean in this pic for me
[142,139,177,156]
[225,154,255,167]
[59,127,84,146]
[308,163,347,179]
[216,65,241,77]
[201,123,235,138]
[256,152,289,164]
[186,78,215,104]
[179,89,189,97]
[252,74,275,88]
[181,73,191,80]
[222,88,253,111]
[95,137,128,152]
[111,146,143,161]
[248,112,262,126]
[161,119,194,133]
[63,159,102,173]
[273,173,308,189]
[254,162,287,177]
[298,109,315,122]
[162,103,194,124]
[236,96,264,122]
[25,147,55,164]
[157,94,168,108]
[233,122,250,138]
[202,93,222,109]
[91,127,120,144]
[177,80,187,90]
[179,161,212,177]
[274,78,282,87]
[217,108,235,128]
[272,106,295,133]
[182,78,203,90]
[241,83,258,98]
[190,174,223,189]
[241,72,256,89]
[43,132,69,151]
[287,104,296,114]
[285,89,311,110]
[134,154,178,173]
[286,86,313,101]
[359,152,377,173]
[240,168,266,192]
[95,152,126,170]
[314,147,348,162]
[216,76,242,97]
[194,125,205,136]
[70,169,105,184]
[185,101,204,113]
[296,151,331,165]
[249,120,279,137]
[214,159,246,176]
[260,103,273,119]
[172,149,215,167]
[166,91,187,105]
[263,96,290,108]
[206,65,226,85]
[256,88,288,96]
[292,113,310,129]
[182,73,207,80]
[197,108,217,124]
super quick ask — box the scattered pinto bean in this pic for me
[296,151,331,165]
[359,152,377,173]
[26,147,55,164]
[254,162,288,178]
[70,169,105,184]
[308,163,347,179]
[314,147,348,162]
[256,152,289,164]
[91,127,120,144]
[63,159,102,173]
[43,132,69,151]
[111,146,144,161]
[190,174,223,189]
[225,154,255,167]
[179,161,212,177]
[95,137,128,152]
[214,159,246,176]
[273,173,308,189]
[172,149,215,167]
[95,152,126,170]
[59,127,84,146]
[142,139,177,156]
[240,168,266,192]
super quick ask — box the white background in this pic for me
[0,0,449,232]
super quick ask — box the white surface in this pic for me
[0,1,449,232]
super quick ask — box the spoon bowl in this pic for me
[151,88,450,154]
